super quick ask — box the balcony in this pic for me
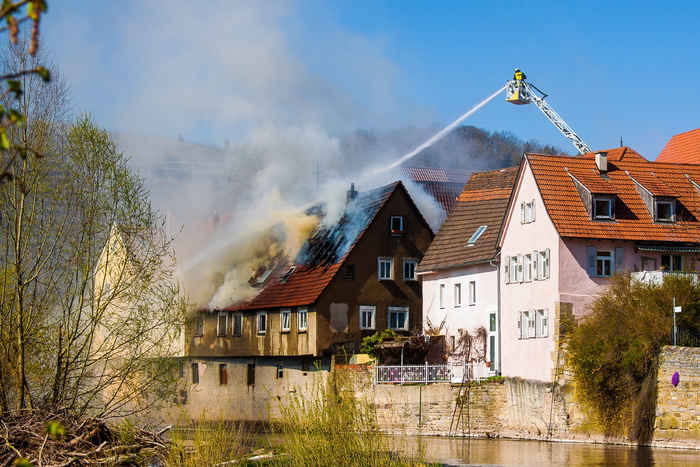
[631,271,700,285]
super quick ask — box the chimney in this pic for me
[346,182,358,204]
[595,152,608,173]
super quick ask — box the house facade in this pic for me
[499,148,700,382]
[183,181,434,421]
[418,167,517,375]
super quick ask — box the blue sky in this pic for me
[42,0,700,160]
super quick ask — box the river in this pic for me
[393,436,700,466]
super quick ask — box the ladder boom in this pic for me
[506,80,592,155]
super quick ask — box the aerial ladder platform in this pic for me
[506,75,592,155]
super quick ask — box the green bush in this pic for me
[568,273,700,442]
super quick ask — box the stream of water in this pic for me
[373,85,507,175]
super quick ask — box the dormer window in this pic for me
[593,196,614,220]
[655,199,675,222]
[390,216,405,236]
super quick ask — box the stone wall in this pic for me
[655,346,700,446]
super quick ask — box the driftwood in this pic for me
[0,409,169,466]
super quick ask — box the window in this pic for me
[439,283,445,308]
[219,363,228,385]
[298,308,308,331]
[388,306,409,331]
[344,264,355,280]
[247,363,255,386]
[217,312,227,337]
[596,251,613,276]
[520,200,535,224]
[281,309,291,332]
[390,216,405,235]
[468,281,476,306]
[454,283,462,307]
[537,309,549,338]
[467,225,488,245]
[276,363,284,379]
[523,254,532,282]
[194,315,204,336]
[587,246,624,277]
[661,254,682,272]
[518,310,536,339]
[257,312,267,334]
[593,197,614,220]
[359,305,376,330]
[191,363,199,384]
[233,313,242,335]
[378,258,393,280]
[403,259,418,281]
[655,199,675,222]
[515,254,524,283]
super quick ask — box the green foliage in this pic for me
[360,329,397,359]
[568,273,700,442]
[272,370,427,466]
[167,417,250,467]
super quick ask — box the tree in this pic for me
[0,112,186,417]
[568,273,700,443]
[0,0,50,188]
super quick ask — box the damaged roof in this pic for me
[418,167,517,272]
[401,167,471,225]
[221,181,412,311]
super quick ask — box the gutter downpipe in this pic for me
[489,256,502,375]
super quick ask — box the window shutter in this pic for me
[520,202,525,224]
[517,311,522,339]
[541,309,549,337]
[544,248,550,279]
[615,247,625,272]
[504,256,510,284]
[532,250,539,280]
[517,254,524,283]
[531,199,536,222]
[587,246,597,276]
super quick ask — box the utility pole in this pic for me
[673,297,682,345]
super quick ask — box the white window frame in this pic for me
[454,283,462,307]
[593,197,614,220]
[537,309,549,338]
[257,311,267,335]
[403,259,418,281]
[537,249,550,280]
[390,216,405,235]
[523,254,532,282]
[359,305,376,330]
[655,199,675,222]
[378,258,393,280]
[217,312,227,337]
[388,306,409,331]
[468,281,476,306]
[596,250,613,277]
[298,308,308,332]
[509,255,518,283]
[281,309,291,332]
[521,199,536,224]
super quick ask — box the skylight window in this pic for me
[467,225,487,246]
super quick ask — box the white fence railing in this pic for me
[375,362,489,385]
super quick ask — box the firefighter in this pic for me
[514,68,526,81]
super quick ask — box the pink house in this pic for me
[499,147,700,382]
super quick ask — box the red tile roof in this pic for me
[656,128,700,164]
[419,167,518,271]
[402,167,472,184]
[528,147,700,242]
[220,182,402,311]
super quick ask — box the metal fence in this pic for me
[375,362,488,385]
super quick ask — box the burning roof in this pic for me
[212,181,403,312]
